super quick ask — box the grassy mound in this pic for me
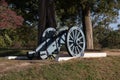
[0,56,120,80]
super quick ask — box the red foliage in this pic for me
[0,0,8,7]
[0,0,24,29]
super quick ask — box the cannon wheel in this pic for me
[66,26,85,57]
[39,27,56,60]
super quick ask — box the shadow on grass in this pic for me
[0,49,28,57]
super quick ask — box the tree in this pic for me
[93,26,110,48]
[0,0,24,29]
[56,0,120,49]
[38,0,57,45]
[0,0,24,47]
[6,0,120,49]
[104,30,120,48]
[80,1,94,49]
[6,0,39,26]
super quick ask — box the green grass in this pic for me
[0,56,120,80]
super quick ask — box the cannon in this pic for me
[27,26,85,60]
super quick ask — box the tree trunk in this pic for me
[82,6,94,49]
[38,0,56,45]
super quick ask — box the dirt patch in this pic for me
[0,60,31,73]
[0,59,56,74]
[0,62,30,73]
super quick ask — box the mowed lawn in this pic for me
[0,49,120,80]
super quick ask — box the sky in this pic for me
[110,11,120,30]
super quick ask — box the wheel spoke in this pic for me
[76,46,80,54]
[76,31,80,39]
[70,34,74,40]
[74,30,77,39]
[71,46,75,53]
[77,41,84,45]
[78,44,83,50]
[77,36,83,40]
[69,39,74,43]
[74,46,78,54]
[69,43,74,48]
[79,42,84,44]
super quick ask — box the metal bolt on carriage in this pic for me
[27,25,86,60]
